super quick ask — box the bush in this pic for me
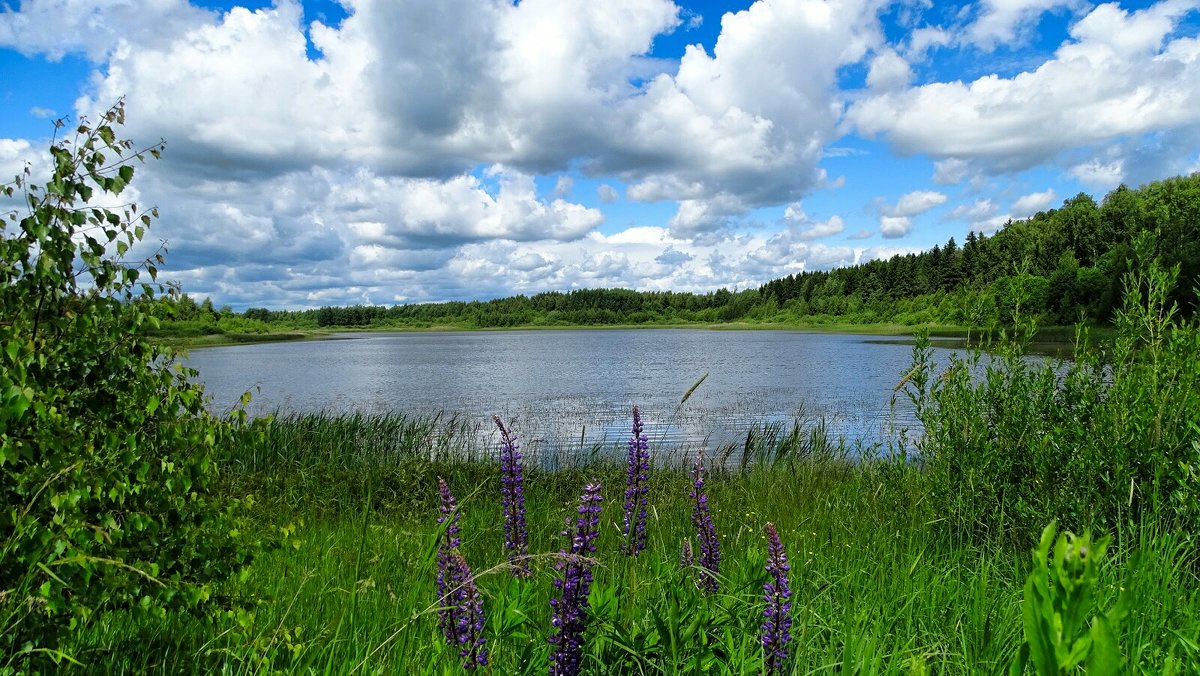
[0,101,256,667]
[908,234,1200,545]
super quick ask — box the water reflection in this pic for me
[185,329,993,457]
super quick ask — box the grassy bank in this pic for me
[55,412,1198,674]
[149,330,325,349]
[148,317,1101,350]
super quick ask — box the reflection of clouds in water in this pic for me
[186,330,978,461]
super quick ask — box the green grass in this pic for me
[152,330,322,349]
[52,413,1200,674]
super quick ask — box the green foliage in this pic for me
[1013,523,1125,675]
[151,172,1200,335]
[0,100,255,668]
[910,233,1200,545]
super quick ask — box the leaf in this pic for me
[1087,616,1121,676]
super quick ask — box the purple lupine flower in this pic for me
[680,537,694,570]
[495,416,529,577]
[761,523,792,674]
[549,481,603,676]
[434,480,489,670]
[438,477,460,551]
[440,550,489,670]
[435,478,461,636]
[690,449,721,594]
[621,406,650,556]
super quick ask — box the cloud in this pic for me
[782,202,845,239]
[597,183,620,203]
[655,247,693,266]
[0,0,212,61]
[1,138,52,215]
[1011,188,1056,217]
[795,215,846,240]
[847,1,1200,178]
[948,198,998,220]
[667,193,745,236]
[552,175,574,198]
[884,189,948,217]
[932,158,970,185]
[20,0,1187,310]
[971,214,1014,233]
[866,48,912,90]
[40,0,889,240]
[1068,158,1125,188]
[880,215,912,238]
[907,26,951,59]
[966,0,1082,50]
[337,166,605,247]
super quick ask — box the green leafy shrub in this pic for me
[910,233,1200,545]
[0,101,256,668]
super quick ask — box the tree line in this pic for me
[160,173,1200,332]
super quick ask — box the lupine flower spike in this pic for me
[434,479,488,669]
[435,478,461,630]
[495,416,530,577]
[621,405,651,556]
[680,537,694,570]
[690,449,721,594]
[761,522,793,675]
[549,481,603,676]
[441,551,489,669]
[437,477,460,552]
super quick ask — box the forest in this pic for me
[157,173,1200,335]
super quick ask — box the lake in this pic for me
[184,329,970,459]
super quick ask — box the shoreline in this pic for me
[153,320,1106,349]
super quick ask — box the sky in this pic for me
[2,0,1199,310]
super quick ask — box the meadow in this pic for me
[60,406,1198,674]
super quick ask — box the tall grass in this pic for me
[50,408,1200,674]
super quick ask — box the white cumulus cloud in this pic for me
[1011,188,1057,217]
[848,0,1200,180]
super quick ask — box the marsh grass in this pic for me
[46,409,1199,674]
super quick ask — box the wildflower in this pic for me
[549,481,603,676]
[690,449,721,594]
[435,478,460,626]
[434,479,488,669]
[437,477,460,551]
[621,405,650,556]
[761,522,792,674]
[495,416,529,576]
[439,550,489,669]
[680,537,694,569]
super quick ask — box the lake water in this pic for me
[185,330,972,458]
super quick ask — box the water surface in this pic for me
[186,329,967,458]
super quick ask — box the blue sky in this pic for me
[3,0,1199,309]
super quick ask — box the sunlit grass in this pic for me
[56,413,1200,673]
